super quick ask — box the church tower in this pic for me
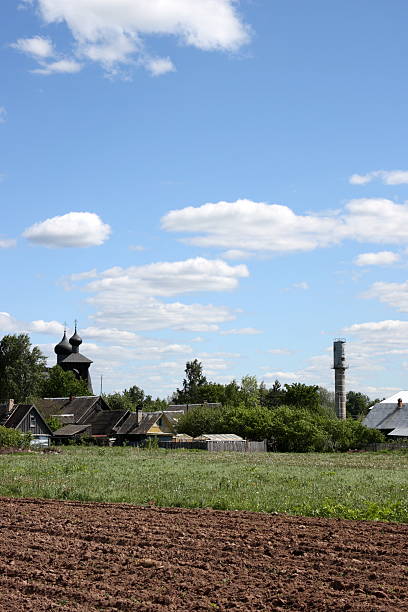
[54,323,93,393]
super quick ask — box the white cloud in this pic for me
[292,281,309,290]
[162,197,408,256]
[129,244,145,252]
[0,238,17,248]
[23,212,111,247]
[267,348,293,355]
[12,34,81,75]
[220,327,262,336]
[362,281,408,313]
[0,107,7,123]
[23,0,250,76]
[350,170,408,186]
[354,251,400,266]
[91,298,235,333]
[32,59,82,75]
[145,57,175,76]
[87,257,248,297]
[64,258,246,332]
[12,35,54,58]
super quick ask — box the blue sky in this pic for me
[2,0,408,398]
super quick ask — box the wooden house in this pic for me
[363,391,408,437]
[0,400,53,447]
[116,410,184,445]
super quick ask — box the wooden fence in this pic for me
[363,441,408,452]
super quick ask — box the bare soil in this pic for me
[0,497,407,611]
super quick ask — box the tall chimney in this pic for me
[333,339,348,420]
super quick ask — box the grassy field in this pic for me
[1,447,408,522]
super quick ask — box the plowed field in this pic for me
[0,497,407,611]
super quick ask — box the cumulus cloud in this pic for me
[12,34,81,75]
[162,197,408,256]
[86,257,248,297]
[32,59,82,75]
[220,327,262,336]
[362,281,408,313]
[0,238,17,248]
[350,170,408,185]
[20,0,250,76]
[12,35,54,58]
[23,212,111,247]
[354,251,400,266]
[65,258,245,332]
[90,298,236,333]
[145,57,175,76]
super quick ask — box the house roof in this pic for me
[131,412,162,435]
[195,433,244,441]
[167,403,221,413]
[363,399,408,431]
[1,404,53,435]
[115,412,140,435]
[87,410,129,435]
[379,391,408,404]
[388,427,408,437]
[36,396,107,422]
[53,424,91,436]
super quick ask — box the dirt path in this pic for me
[0,497,407,611]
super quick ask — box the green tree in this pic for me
[240,375,259,408]
[173,359,208,403]
[346,391,371,418]
[318,387,336,417]
[41,365,90,398]
[0,334,46,402]
[259,379,286,409]
[284,383,321,413]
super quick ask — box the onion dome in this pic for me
[69,323,82,354]
[54,331,72,358]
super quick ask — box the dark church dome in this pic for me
[69,324,82,354]
[54,331,72,357]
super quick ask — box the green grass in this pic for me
[1,447,408,522]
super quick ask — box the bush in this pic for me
[176,403,385,452]
[0,426,32,449]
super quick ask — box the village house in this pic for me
[363,391,408,438]
[0,400,53,447]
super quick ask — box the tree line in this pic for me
[0,335,384,450]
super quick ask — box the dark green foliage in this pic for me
[103,386,167,412]
[0,334,46,402]
[41,366,90,398]
[45,416,63,432]
[0,425,31,449]
[284,383,321,412]
[173,359,208,403]
[346,391,371,418]
[259,379,286,409]
[176,403,384,451]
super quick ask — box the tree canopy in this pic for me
[0,334,46,402]
[41,365,90,398]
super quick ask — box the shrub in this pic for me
[0,426,32,449]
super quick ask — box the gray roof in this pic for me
[363,402,408,430]
[115,412,140,435]
[53,424,91,436]
[389,427,408,437]
[37,396,108,423]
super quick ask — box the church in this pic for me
[54,324,93,393]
